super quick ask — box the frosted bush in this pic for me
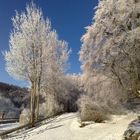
[78,95,109,122]
[19,108,31,125]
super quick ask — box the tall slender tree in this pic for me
[5,2,70,126]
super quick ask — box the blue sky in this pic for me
[0,0,98,87]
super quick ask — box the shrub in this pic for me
[19,108,30,125]
[40,93,64,118]
[78,95,109,122]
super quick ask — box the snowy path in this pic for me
[7,113,137,140]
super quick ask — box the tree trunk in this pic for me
[35,81,40,121]
[30,81,36,127]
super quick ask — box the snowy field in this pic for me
[3,113,137,140]
[0,122,19,132]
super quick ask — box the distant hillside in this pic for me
[0,82,29,118]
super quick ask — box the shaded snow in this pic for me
[0,122,19,132]
[6,113,137,140]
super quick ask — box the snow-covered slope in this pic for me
[6,113,137,140]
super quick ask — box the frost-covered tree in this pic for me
[80,0,140,97]
[78,0,140,121]
[40,31,71,117]
[5,2,70,126]
[5,3,50,125]
[40,73,81,117]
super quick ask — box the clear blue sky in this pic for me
[0,0,98,87]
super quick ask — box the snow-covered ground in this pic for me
[5,113,137,140]
[0,123,19,132]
